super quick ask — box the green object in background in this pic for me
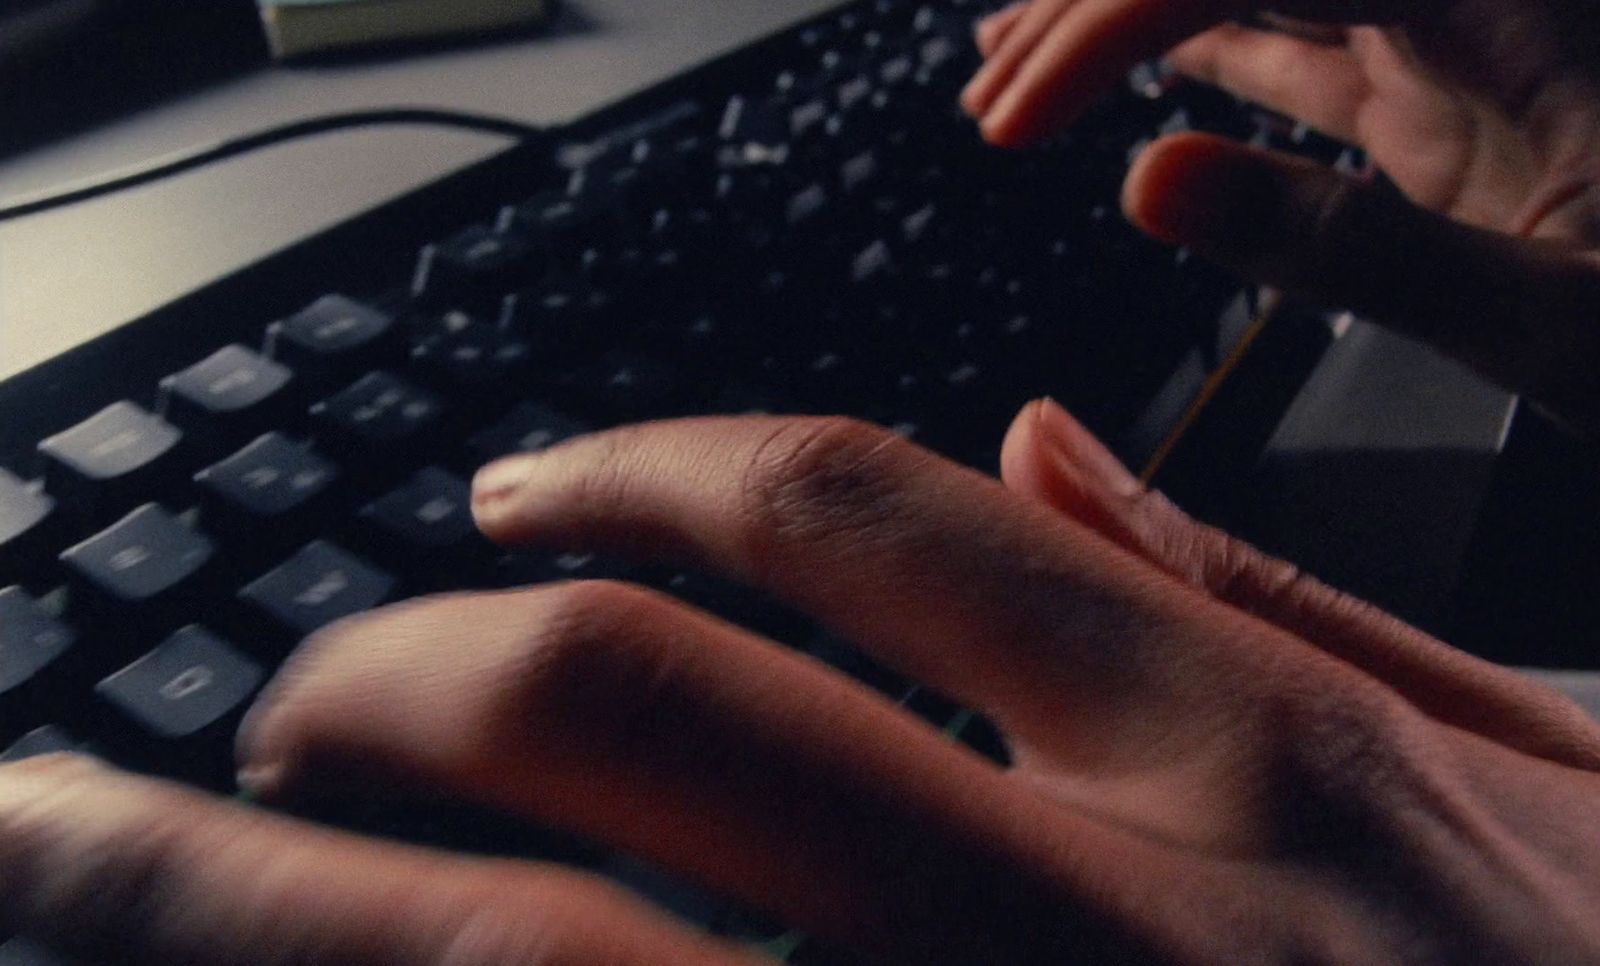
[256,0,547,60]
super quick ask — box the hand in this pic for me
[7,410,1600,963]
[964,0,1600,434]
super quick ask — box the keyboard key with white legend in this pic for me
[37,402,184,519]
[195,433,340,537]
[240,540,396,638]
[97,626,263,740]
[312,371,445,460]
[161,344,296,440]
[0,588,78,730]
[267,295,400,382]
[58,505,215,624]
[0,469,59,586]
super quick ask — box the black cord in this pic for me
[0,108,542,223]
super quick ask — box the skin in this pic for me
[7,2,1600,962]
[968,0,1600,432]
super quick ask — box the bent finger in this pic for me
[1123,133,1600,434]
[976,2,1030,58]
[237,584,1128,963]
[965,0,1245,146]
[962,0,1078,118]
[465,416,1396,794]
[1166,23,1368,145]
[999,398,1600,770]
[0,754,757,966]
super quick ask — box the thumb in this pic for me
[1123,133,1600,436]
[999,397,1600,771]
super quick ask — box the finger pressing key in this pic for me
[235,584,1159,963]
[466,416,1386,785]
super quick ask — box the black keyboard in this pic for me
[0,0,1347,960]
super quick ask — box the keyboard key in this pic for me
[0,469,59,588]
[194,433,340,533]
[0,587,76,692]
[97,626,263,739]
[267,295,400,383]
[512,191,610,259]
[240,540,395,638]
[0,589,78,733]
[360,466,478,553]
[408,315,534,406]
[0,588,78,743]
[1,725,80,763]
[58,504,213,602]
[311,371,445,461]
[422,225,539,309]
[160,344,296,440]
[38,402,184,520]
[467,402,588,464]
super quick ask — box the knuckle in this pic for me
[500,581,691,758]
[1266,682,1449,848]
[436,872,654,966]
[739,416,912,563]
[532,580,665,664]
[0,766,213,952]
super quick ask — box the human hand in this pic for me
[6,410,1600,963]
[964,0,1600,434]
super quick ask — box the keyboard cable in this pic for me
[0,108,543,224]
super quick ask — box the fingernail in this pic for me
[472,455,537,510]
[234,694,286,799]
[234,763,284,801]
[961,62,999,117]
[1036,398,1142,498]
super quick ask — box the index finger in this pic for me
[469,416,1371,773]
[963,0,1247,146]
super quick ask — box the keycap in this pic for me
[0,589,77,730]
[38,402,184,519]
[421,225,538,309]
[239,540,395,639]
[0,469,59,588]
[467,402,588,464]
[310,371,445,461]
[194,433,340,536]
[408,315,533,406]
[512,191,609,259]
[267,295,400,383]
[58,504,215,626]
[785,183,831,227]
[97,626,263,739]
[360,467,478,553]
[160,344,296,440]
[838,149,880,193]
[0,725,79,763]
